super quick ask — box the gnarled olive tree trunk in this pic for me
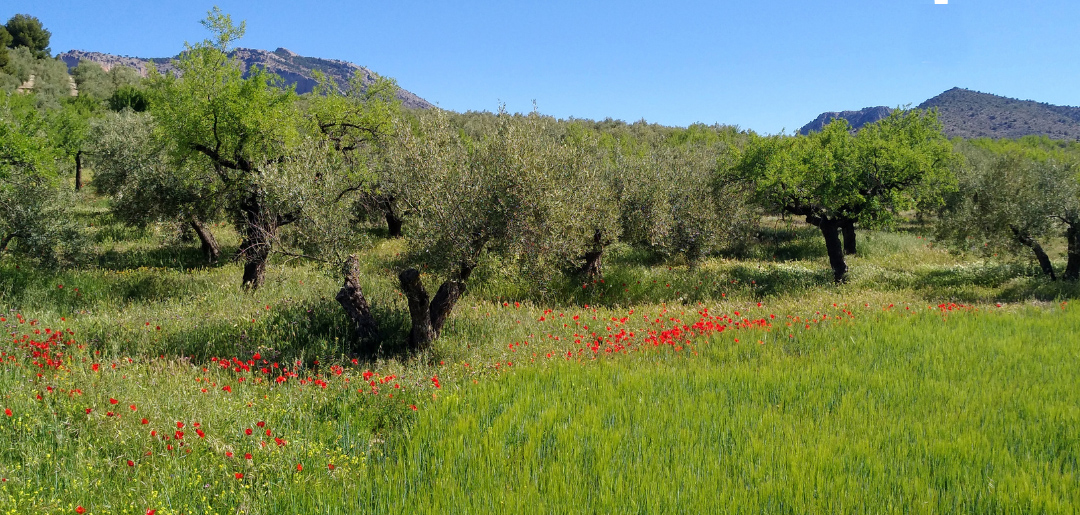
[190,218,220,264]
[238,190,280,290]
[398,263,474,350]
[336,255,379,348]
[578,230,606,278]
[1011,227,1056,280]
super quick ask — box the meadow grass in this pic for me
[1,196,1078,513]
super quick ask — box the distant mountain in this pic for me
[797,106,892,135]
[800,88,1080,140]
[918,87,1080,140]
[57,48,433,110]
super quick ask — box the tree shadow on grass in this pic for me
[720,225,827,262]
[869,262,1080,303]
[94,244,232,273]
[144,295,419,366]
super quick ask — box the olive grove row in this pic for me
[4,10,1079,350]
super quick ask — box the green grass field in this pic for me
[2,199,1079,514]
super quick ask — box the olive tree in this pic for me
[87,110,224,263]
[936,145,1078,280]
[615,126,752,267]
[383,108,582,348]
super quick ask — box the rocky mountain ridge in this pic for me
[57,47,433,110]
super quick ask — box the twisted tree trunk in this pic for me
[398,263,474,350]
[398,268,434,349]
[1012,227,1056,280]
[578,230,606,278]
[238,191,278,290]
[336,255,378,347]
[190,218,220,264]
[0,233,14,253]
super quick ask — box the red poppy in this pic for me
[140,418,148,425]
[75,507,85,514]
[176,421,184,429]
[127,460,134,467]
[235,472,243,480]
[256,421,265,428]
[244,453,252,460]
[295,463,303,471]
[328,463,335,470]
[245,428,253,435]
[129,404,137,411]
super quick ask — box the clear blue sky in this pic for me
[19,0,1080,134]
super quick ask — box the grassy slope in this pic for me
[1,195,1078,513]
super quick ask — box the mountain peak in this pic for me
[918,88,1080,139]
[800,88,1080,140]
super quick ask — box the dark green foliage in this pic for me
[5,14,51,58]
[0,26,11,68]
[107,84,149,112]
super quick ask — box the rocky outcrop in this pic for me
[57,47,433,109]
[798,106,892,135]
